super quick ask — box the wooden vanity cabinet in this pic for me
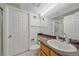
[50,50,58,56]
[40,50,46,56]
[40,43,50,56]
[40,42,58,56]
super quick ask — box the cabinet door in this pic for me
[40,51,46,56]
[40,43,50,56]
[50,50,58,56]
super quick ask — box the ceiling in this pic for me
[6,3,20,8]
[20,3,79,18]
[6,3,79,18]
[45,3,79,18]
[20,3,59,15]
[6,3,59,16]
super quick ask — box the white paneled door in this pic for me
[3,6,29,56]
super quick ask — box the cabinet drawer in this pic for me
[40,43,50,55]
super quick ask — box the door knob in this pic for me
[8,35,12,38]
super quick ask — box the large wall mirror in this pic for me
[52,9,79,41]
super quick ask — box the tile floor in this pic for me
[18,49,40,56]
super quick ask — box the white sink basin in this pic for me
[47,39,77,52]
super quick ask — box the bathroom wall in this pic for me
[64,11,79,40]
[40,18,54,35]
[29,13,40,46]
[29,12,53,45]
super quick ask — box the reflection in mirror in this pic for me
[64,11,79,40]
[52,9,79,41]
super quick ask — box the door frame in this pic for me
[0,7,3,56]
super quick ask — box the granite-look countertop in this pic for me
[38,33,79,56]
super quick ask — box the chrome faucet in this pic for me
[64,33,70,43]
[56,35,64,42]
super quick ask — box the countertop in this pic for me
[38,33,79,56]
